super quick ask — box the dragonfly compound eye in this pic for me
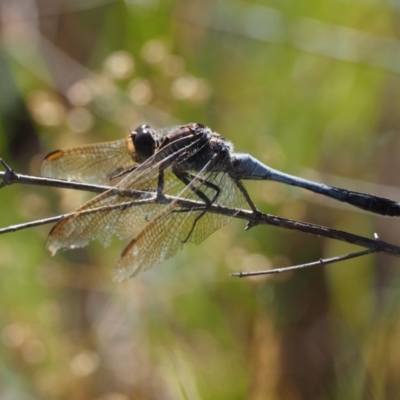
[133,124,156,161]
[125,124,157,162]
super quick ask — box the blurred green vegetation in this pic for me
[2,0,400,399]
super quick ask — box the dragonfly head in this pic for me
[125,124,157,162]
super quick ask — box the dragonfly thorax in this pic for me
[161,123,234,174]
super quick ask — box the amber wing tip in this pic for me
[112,269,128,283]
[43,149,64,162]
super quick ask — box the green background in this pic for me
[1,1,400,399]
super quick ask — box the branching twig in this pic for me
[1,160,399,276]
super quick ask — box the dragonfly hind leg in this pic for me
[231,175,263,230]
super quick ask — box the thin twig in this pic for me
[0,159,110,193]
[231,248,378,277]
[0,215,66,234]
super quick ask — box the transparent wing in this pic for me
[41,139,135,185]
[113,168,245,282]
[41,125,185,185]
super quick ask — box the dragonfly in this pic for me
[42,123,400,281]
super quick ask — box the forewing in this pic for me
[41,125,184,185]
[41,139,135,185]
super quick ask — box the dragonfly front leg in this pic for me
[156,168,165,197]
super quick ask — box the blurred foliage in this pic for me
[2,0,400,399]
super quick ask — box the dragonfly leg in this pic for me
[173,168,220,243]
[232,176,262,230]
[156,168,165,197]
